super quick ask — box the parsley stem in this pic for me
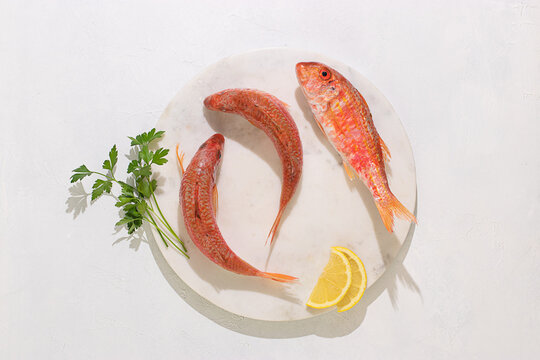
[90,170,121,186]
[145,212,188,258]
[150,193,187,252]
[147,207,187,253]
[90,171,113,180]
[150,217,169,248]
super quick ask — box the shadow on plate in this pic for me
[175,203,302,305]
[204,106,281,177]
[148,213,418,338]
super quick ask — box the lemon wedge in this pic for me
[334,246,367,312]
[306,248,352,309]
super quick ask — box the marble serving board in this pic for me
[153,48,416,321]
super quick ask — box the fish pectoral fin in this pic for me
[212,185,218,217]
[378,135,391,163]
[343,161,357,181]
[315,119,326,134]
[176,144,186,175]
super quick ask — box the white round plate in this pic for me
[154,48,416,321]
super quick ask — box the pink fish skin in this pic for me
[296,62,416,232]
[180,133,296,282]
[204,89,303,244]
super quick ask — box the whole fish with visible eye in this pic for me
[296,62,416,232]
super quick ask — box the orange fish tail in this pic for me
[260,272,297,283]
[375,193,417,232]
[266,207,285,245]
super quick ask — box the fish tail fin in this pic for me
[375,193,417,232]
[261,272,297,283]
[266,207,285,245]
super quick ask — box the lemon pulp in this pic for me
[306,248,352,309]
[334,246,368,312]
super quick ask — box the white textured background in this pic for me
[1,1,539,359]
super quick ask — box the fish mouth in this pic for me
[295,62,310,84]
[203,95,216,110]
[295,62,319,100]
[210,133,225,145]
[295,61,322,82]
[295,62,325,100]
[198,133,224,152]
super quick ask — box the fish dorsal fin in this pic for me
[378,135,391,163]
[257,91,290,108]
[212,185,218,217]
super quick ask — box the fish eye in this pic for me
[319,69,331,80]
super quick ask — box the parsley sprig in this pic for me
[70,128,188,258]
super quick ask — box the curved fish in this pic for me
[204,89,303,244]
[296,62,416,232]
[180,133,296,282]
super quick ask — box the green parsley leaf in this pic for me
[128,136,140,146]
[122,202,139,214]
[70,165,92,183]
[102,160,111,171]
[102,145,118,171]
[152,148,169,165]
[91,179,113,201]
[136,202,147,215]
[133,164,152,179]
[144,128,165,144]
[118,181,135,194]
[127,160,139,174]
[137,180,151,198]
[109,145,118,168]
[138,145,153,164]
[149,179,157,194]
[128,128,165,146]
[114,194,135,207]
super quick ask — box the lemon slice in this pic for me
[306,248,352,309]
[335,246,367,312]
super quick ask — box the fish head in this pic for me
[204,90,239,113]
[207,133,225,161]
[198,133,225,164]
[296,62,342,112]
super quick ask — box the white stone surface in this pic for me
[1,0,539,359]
[154,48,416,321]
